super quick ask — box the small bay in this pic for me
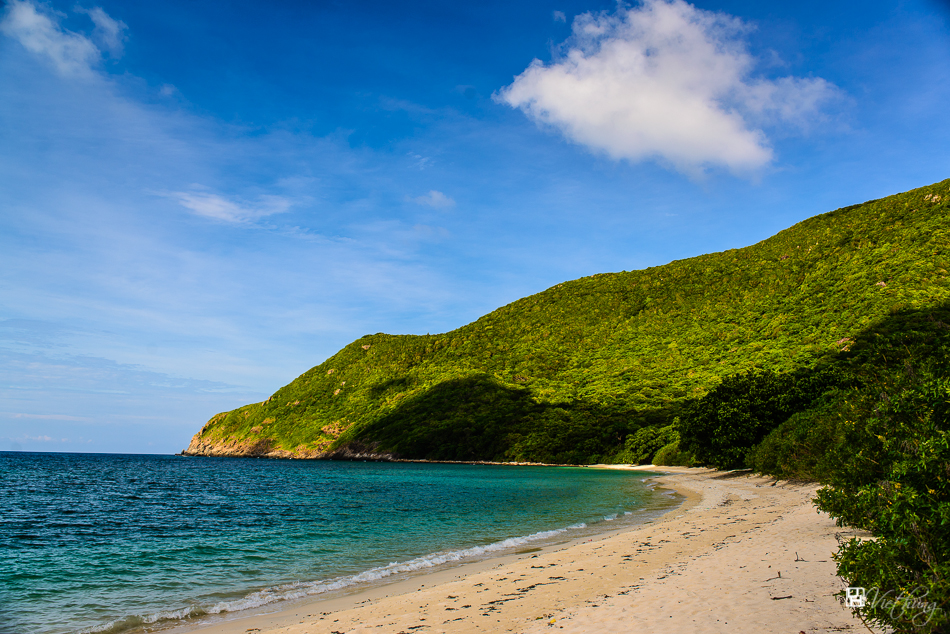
[0,452,677,634]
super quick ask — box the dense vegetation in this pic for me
[190,180,950,632]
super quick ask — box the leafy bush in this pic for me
[815,371,950,632]
[678,368,841,469]
[623,423,678,464]
[747,390,849,480]
[652,439,692,466]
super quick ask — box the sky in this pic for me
[1,0,948,454]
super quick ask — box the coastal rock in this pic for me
[181,433,273,458]
[181,432,397,461]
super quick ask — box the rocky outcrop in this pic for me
[181,433,275,457]
[180,433,397,461]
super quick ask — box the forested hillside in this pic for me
[183,180,950,465]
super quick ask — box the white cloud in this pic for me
[496,0,839,175]
[76,5,127,56]
[553,10,567,23]
[4,412,91,421]
[411,190,456,209]
[169,191,293,223]
[1,0,100,76]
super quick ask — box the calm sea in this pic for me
[0,452,677,634]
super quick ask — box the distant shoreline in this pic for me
[176,451,591,467]
[171,467,866,634]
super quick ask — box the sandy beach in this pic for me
[176,467,868,634]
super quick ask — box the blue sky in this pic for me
[1,0,948,454]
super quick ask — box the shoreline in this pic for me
[176,453,588,467]
[168,466,868,634]
[157,466,680,634]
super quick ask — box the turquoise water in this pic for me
[0,452,676,634]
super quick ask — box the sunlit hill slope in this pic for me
[183,180,950,464]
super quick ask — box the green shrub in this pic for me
[652,439,692,466]
[747,390,848,480]
[814,371,950,633]
[624,423,678,464]
[679,368,841,469]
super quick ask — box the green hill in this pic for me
[183,180,950,464]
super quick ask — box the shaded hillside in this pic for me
[670,301,950,634]
[183,180,950,463]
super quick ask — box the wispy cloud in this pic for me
[407,152,432,170]
[3,412,91,421]
[411,190,455,209]
[169,190,293,223]
[0,0,102,76]
[496,0,839,176]
[0,0,125,76]
[75,5,127,56]
[24,434,58,441]
[553,11,567,23]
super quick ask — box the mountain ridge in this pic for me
[183,180,950,463]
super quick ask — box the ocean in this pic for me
[0,452,678,634]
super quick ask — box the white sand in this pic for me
[175,467,869,634]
